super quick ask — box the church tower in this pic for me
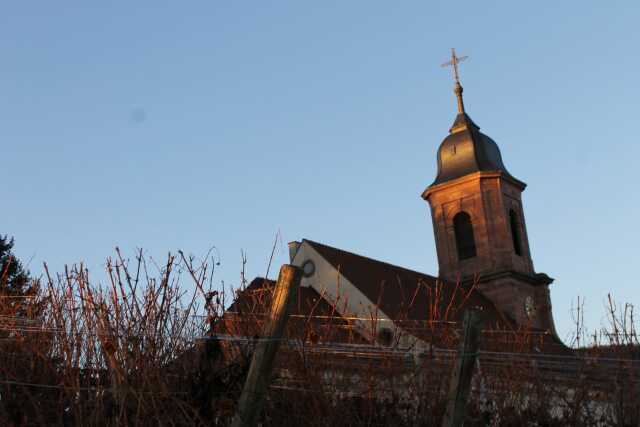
[422,50,557,332]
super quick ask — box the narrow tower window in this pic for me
[510,209,523,256]
[453,212,476,260]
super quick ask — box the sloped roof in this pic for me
[304,239,504,326]
[303,239,570,354]
[227,277,341,318]
[222,240,569,353]
[221,277,368,344]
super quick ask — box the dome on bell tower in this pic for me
[428,49,524,188]
[432,108,515,186]
[428,50,525,188]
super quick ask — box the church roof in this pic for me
[303,239,570,353]
[221,277,370,344]
[304,239,502,325]
[431,112,520,186]
[222,239,569,354]
[428,60,525,189]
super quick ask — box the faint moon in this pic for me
[130,108,147,123]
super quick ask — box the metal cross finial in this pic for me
[441,48,469,113]
[441,48,468,84]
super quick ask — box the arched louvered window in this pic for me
[510,209,523,256]
[453,211,477,261]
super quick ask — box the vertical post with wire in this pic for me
[441,309,483,427]
[231,264,302,427]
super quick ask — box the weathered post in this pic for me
[441,310,483,427]
[231,264,302,427]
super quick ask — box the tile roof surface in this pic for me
[223,240,570,353]
[304,239,501,324]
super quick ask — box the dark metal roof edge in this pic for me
[422,171,527,200]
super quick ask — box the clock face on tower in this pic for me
[524,296,536,319]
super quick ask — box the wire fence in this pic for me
[1,252,639,426]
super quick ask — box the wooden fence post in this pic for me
[231,264,302,427]
[441,310,483,427]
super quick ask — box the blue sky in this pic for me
[3,1,639,342]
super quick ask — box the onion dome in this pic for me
[430,50,519,187]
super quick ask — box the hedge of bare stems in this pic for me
[1,249,639,426]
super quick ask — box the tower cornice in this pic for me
[421,170,527,201]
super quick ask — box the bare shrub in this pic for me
[0,249,237,426]
[1,248,639,426]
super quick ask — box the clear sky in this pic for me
[3,1,639,343]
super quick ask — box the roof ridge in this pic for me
[302,238,441,282]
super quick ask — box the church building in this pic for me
[228,50,564,354]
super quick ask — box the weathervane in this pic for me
[441,48,468,113]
